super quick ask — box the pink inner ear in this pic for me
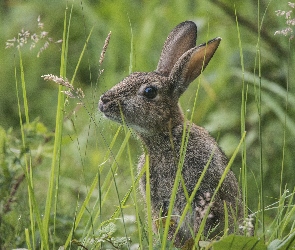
[185,39,221,84]
[185,50,205,83]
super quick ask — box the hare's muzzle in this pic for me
[98,93,115,115]
[98,94,122,123]
[98,95,107,113]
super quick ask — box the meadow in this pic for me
[0,0,295,249]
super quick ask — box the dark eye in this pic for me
[143,86,157,99]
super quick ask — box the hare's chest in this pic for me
[137,153,178,202]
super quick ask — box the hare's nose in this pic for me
[98,99,104,112]
[98,93,113,112]
[99,93,109,103]
[98,94,107,112]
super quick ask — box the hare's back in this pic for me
[184,123,242,208]
[177,123,228,171]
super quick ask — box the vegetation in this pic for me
[0,0,294,249]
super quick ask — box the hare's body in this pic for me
[99,21,245,247]
[138,122,242,245]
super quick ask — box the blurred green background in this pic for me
[0,0,294,248]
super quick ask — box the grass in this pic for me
[1,0,295,249]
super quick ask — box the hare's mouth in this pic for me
[103,112,121,122]
[98,101,121,122]
[98,98,107,112]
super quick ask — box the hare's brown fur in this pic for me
[99,21,244,247]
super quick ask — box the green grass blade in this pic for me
[64,173,99,248]
[193,131,246,247]
[144,153,153,250]
[280,189,295,236]
[98,160,146,229]
[234,4,249,222]
[71,26,94,84]
[171,147,214,244]
[224,201,229,237]
[82,125,123,240]
[268,229,295,250]
[16,47,49,249]
[100,128,131,205]
[43,3,72,247]
[18,48,29,124]
[25,228,32,250]
[122,118,144,247]
[256,0,265,238]
[233,70,295,109]
[262,93,295,136]
[128,16,134,74]
[14,52,36,249]
[161,119,193,249]
[81,126,132,248]
[26,177,48,250]
[280,39,292,196]
[82,125,121,228]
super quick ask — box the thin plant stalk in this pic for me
[44,3,72,248]
[257,0,265,238]
[144,153,153,250]
[192,132,246,249]
[128,141,144,248]
[64,173,99,248]
[127,17,143,248]
[80,126,122,242]
[160,119,189,249]
[25,229,32,250]
[234,5,248,223]
[172,148,214,244]
[280,36,291,197]
[16,47,48,249]
[14,50,35,250]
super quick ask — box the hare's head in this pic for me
[99,21,221,135]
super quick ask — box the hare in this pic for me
[99,21,244,247]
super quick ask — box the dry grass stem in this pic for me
[99,31,112,65]
[42,74,85,99]
[5,15,62,57]
[275,2,295,39]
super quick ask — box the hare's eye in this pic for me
[143,86,157,99]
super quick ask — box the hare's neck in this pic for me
[137,104,185,153]
[138,124,184,155]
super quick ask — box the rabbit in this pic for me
[99,21,245,247]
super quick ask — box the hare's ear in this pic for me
[156,21,197,77]
[170,37,221,96]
